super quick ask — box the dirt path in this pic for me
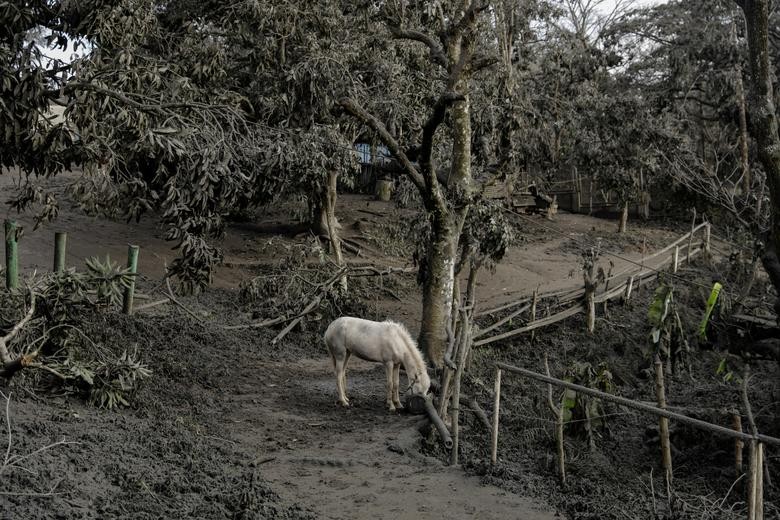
[223,357,558,520]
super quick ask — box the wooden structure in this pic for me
[473,221,711,345]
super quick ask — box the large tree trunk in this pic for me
[418,17,474,368]
[419,213,457,368]
[737,0,780,316]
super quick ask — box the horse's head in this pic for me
[411,368,431,396]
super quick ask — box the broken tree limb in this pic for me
[271,294,324,345]
[133,298,172,312]
[0,288,37,362]
[466,394,492,431]
[423,396,453,450]
[270,267,348,345]
[0,287,38,379]
[221,315,292,331]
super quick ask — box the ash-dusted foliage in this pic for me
[2,260,151,409]
[1,1,369,291]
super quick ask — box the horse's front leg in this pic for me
[384,362,397,412]
[392,364,402,409]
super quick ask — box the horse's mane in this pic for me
[385,320,426,370]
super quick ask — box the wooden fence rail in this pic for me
[490,361,776,518]
[493,362,780,446]
[473,219,711,346]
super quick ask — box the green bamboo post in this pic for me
[4,220,18,290]
[122,244,140,315]
[54,232,67,273]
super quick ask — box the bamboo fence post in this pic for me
[450,308,472,466]
[53,232,67,273]
[733,413,744,477]
[704,222,711,254]
[4,220,18,290]
[530,287,539,342]
[122,245,140,315]
[491,368,502,465]
[756,443,764,520]
[748,441,758,520]
[672,246,679,274]
[654,358,673,484]
[545,354,566,486]
[623,276,635,304]
[686,208,696,264]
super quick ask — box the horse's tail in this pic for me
[324,317,346,361]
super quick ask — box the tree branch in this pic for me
[338,97,426,190]
[64,82,234,114]
[471,54,499,73]
[420,92,465,184]
[449,1,491,42]
[387,26,448,68]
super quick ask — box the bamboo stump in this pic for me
[375,179,393,201]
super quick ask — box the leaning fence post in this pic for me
[733,412,744,477]
[530,287,539,342]
[122,244,140,315]
[654,357,673,485]
[491,367,502,465]
[53,232,67,273]
[686,208,696,264]
[748,440,765,520]
[4,220,18,290]
[672,246,679,274]
[757,443,764,520]
[623,276,635,304]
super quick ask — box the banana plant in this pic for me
[647,284,689,373]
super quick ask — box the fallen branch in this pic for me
[221,315,292,331]
[271,294,324,345]
[318,234,362,256]
[270,267,348,345]
[134,298,171,312]
[164,276,205,325]
[466,394,492,431]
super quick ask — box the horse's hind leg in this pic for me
[340,350,351,406]
[384,362,397,412]
[328,339,351,407]
[392,364,402,409]
[334,354,350,407]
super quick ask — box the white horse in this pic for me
[324,317,431,411]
